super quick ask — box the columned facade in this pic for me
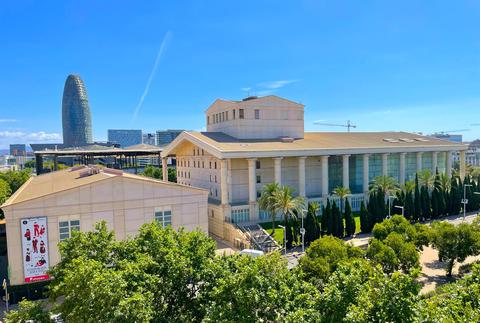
[382,153,389,177]
[220,159,229,205]
[273,157,283,185]
[432,152,438,173]
[399,152,406,185]
[298,157,307,197]
[363,154,369,194]
[460,150,466,180]
[321,156,329,197]
[416,152,423,172]
[247,158,257,203]
[446,151,453,178]
[342,155,350,190]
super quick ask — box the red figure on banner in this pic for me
[32,238,38,253]
[39,241,46,254]
[34,222,40,237]
[40,225,45,236]
[24,228,31,241]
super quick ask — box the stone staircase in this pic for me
[237,223,280,253]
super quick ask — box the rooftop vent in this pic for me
[279,137,294,143]
[414,137,429,142]
[70,165,87,172]
[399,138,415,143]
[103,168,123,176]
[383,138,400,143]
[78,166,101,178]
[242,96,258,101]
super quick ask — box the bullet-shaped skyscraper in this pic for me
[62,74,93,147]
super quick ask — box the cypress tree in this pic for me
[344,198,355,236]
[431,188,439,219]
[285,217,294,249]
[359,201,369,233]
[404,190,414,221]
[421,186,431,220]
[335,202,344,238]
[320,205,327,235]
[376,188,386,223]
[414,173,421,222]
[327,200,334,235]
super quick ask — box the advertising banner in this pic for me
[20,217,49,283]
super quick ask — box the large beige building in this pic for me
[161,95,467,242]
[1,166,208,286]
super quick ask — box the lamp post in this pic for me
[278,225,287,255]
[394,205,404,217]
[462,184,472,221]
[300,209,306,253]
[387,195,396,219]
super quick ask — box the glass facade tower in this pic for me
[62,75,93,147]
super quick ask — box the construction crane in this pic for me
[313,120,357,132]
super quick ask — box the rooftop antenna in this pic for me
[313,120,357,132]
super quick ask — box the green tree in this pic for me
[0,169,31,193]
[258,182,281,234]
[299,235,362,287]
[5,299,52,323]
[414,173,421,222]
[0,178,12,218]
[140,165,177,182]
[49,221,219,321]
[345,269,420,323]
[431,221,480,276]
[345,198,356,236]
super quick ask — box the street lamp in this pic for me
[463,184,472,221]
[300,209,306,253]
[387,195,396,219]
[278,225,287,255]
[394,205,405,217]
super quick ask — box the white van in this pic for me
[239,249,264,258]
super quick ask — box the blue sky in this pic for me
[1,1,480,149]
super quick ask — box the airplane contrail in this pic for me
[132,31,172,122]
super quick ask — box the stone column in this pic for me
[446,151,453,178]
[321,156,329,197]
[432,151,438,173]
[363,154,369,194]
[342,155,350,189]
[273,157,283,185]
[382,153,389,177]
[298,157,307,197]
[399,153,406,185]
[416,152,423,173]
[162,157,168,181]
[460,150,466,180]
[220,159,229,205]
[247,159,257,203]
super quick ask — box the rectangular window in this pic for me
[233,109,236,119]
[255,109,260,119]
[256,175,261,184]
[239,109,244,119]
[59,220,80,241]
[207,116,210,125]
[226,111,229,120]
[222,111,225,121]
[256,160,261,169]
[155,207,172,228]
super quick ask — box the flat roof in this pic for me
[162,131,467,159]
[1,166,205,207]
[34,143,163,156]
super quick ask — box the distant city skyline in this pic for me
[1,1,480,149]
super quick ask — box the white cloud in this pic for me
[0,118,17,123]
[257,79,300,89]
[0,131,61,142]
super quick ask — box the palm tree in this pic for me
[272,185,306,225]
[402,180,415,194]
[418,169,435,190]
[258,182,281,234]
[437,173,451,193]
[369,175,399,196]
[332,186,351,213]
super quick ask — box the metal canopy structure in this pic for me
[33,144,164,175]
